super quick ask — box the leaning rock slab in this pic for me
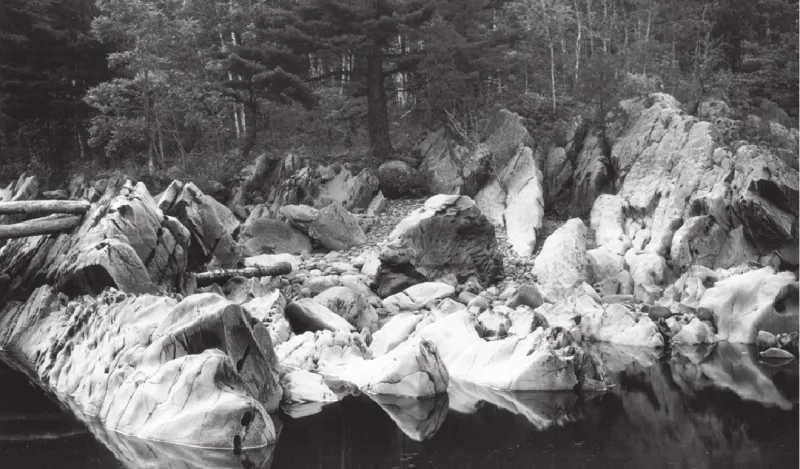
[308,202,367,250]
[285,298,356,334]
[532,219,591,300]
[379,195,502,290]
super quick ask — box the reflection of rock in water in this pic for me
[367,393,449,441]
[584,342,799,469]
[71,410,277,469]
[447,378,587,430]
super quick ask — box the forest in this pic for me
[1,0,797,189]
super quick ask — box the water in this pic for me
[1,343,797,469]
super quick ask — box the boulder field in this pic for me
[0,92,797,454]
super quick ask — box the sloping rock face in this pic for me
[378,195,502,293]
[0,180,189,302]
[159,181,241,269]
[418,110,534,196]
[239,217,312,256]
[315,166,378,210]
[475,146,545,256]
[0,288,282,449]
[531,218,591,300]
[308,202,367,250]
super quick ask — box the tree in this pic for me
[279,0,434,166]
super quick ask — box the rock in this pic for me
[671,318,715,344]
[366,191,388,216]
[531,219,591,300]
[239,218,312,256]
[42,189,69,200]
[697,267,797,343]
[475,146,544,256]
[760,347,795,359]
[648,305,674,321]
[279,204,318,233]
[360,250,382,282]
[379,195,502,289]
[158,181,241,269]
[630,252,669,304]
[415,311,605,391]
[477,309,511,338]
[280,369,338,404]
[617,270,634,295]
[316,167,378,210]
[461,276,484,295]
[245,253,302,272]
[382,282,456,315]
[581,303,664,347]
[305,276,340,295]
[457,291,477,305]
[285,298,356,333]
[507,306,550,336]
[698,99,731,120]
[416,130,482,196]
[314,286,378,331]
[756,330,778,350]
[590,195,628,247]
[308,203,367,250]
[378,160,419,198]
[332,337,449,398]
[436,273,459,288]
[0,288,281,449]
[467,296,491,314]
[595,277,620,297]
[369,313,426,357]
[504,284,544,310]
[587,247,626,284]
[600,294,635,305]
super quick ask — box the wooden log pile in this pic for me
[0,200,90,240]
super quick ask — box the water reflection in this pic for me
[2,342,797,469]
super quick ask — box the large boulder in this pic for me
[697,267,797,343]
[531,219,591,300]
[313,286,378,331]
[581,303,665,348]
[0,288,281,449]
[285,298,356,333]
[0,179,189,301]
[379,195,502,292]
[382,282,456,315]
[415,311,606,391]
[239,217,312,256]
[316,166,379,210]
[159,181,241,269]
[308,203,367,250]
[378,160,419,198]
[475,146,545,256]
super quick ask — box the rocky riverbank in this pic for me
[0,92,797,453]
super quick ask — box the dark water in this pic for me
[1,343,798,469]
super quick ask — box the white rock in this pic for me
[531,219,591,300]
[382,282,456,315]
[581,303,664,347]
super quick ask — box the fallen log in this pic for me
[192,262,292,287]
[0,200,90,215]
[0,215,83,240]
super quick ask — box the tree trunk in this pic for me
[193,263,292,287]
[0,200,90,215]
[573,0,582,89]
[144,68,154,175]
[0,215,83,240]
[548,30,557,113]
[367,46,392,167]
[241,91,258,160]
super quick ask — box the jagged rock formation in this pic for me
[378,195,502,294]
[0,288,282,449]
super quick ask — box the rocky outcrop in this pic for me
[531,219,591,300]
[308,202,367,250]
[0,288,281,449]
[0,179,189,301]
[238,217,312,256]
[475,146,545,256]
[378,195,502,293]
[159,181,241,269]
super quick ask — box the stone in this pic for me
[0,288,281,449]
[467,296,491,314]
[369,313,426,357]
[697,267,797,343]
[477,309,511,338]
[581,303,664,347]
[285,298,356,333]
[415,311,605,391]
[316,167,378,210]
[671,318,715,344]
[308,202,367,250]
[280,369,338,404]
[457,291,477,305]
[239,218,312,256]
[305,276,340,295]
[367,191,388,216]
[159,181,240,269]
[245,253,302,272]
[590,194,628,247]
[531,219,591,300]
[587,247,626,284]
[382,282,456,315]
[760,347,795,359]
[630,253,669,304]
[475,146,545,256]
[279,204,318,233]
[756,330,778,350]
[314,286,378,331]
[378,160,418,198]
[504,284,545,310]
[379,195,502,289]
[648,305,674,321]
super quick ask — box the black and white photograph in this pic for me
[0,0,798,467]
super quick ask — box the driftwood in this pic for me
[192,262,292,287]
[0,200,90,215]
[0,215,83,239]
